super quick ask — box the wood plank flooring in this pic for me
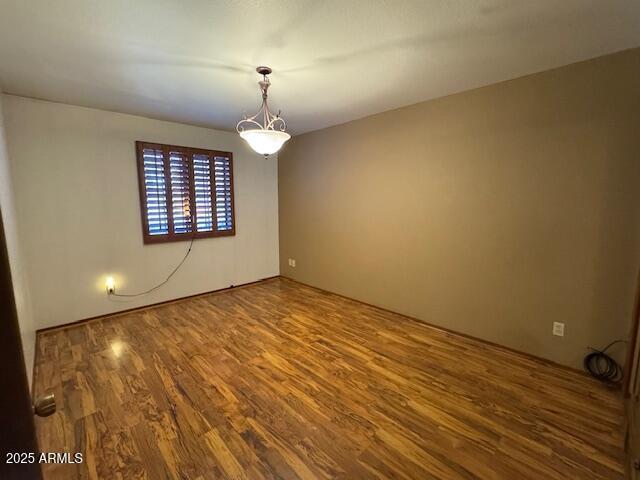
[33,277,625,479]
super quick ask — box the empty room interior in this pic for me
[1,1,640,479]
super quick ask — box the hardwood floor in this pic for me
[33,277,625,479]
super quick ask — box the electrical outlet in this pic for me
[552,322,565,337]
[290,259,296,267]
[105,276,115,295]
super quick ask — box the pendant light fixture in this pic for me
[237,66,290,156]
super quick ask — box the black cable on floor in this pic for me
[583,340,627,386]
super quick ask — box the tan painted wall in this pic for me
[278,48,640,369]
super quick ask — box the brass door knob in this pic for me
[33,393,56,417]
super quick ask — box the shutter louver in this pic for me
[142,148,169,236]
[213,155,233,232]
[168,150,193,235]
[192,153,213,232]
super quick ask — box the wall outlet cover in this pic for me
[552,322,565,337]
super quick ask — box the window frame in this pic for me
[135,141,236,244]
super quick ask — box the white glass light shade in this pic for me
[240,130,291,156]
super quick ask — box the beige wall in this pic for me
[3,95,279,330]
[0,93,36,385]
[279,48,640,369]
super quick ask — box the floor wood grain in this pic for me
[33,277,625,479]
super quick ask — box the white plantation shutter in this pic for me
[213,155,233,232]
[136,142,235,243]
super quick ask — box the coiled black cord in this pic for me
[583,340,626,386]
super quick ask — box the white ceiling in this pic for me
[1,0,639,135]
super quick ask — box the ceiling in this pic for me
[1,1,639,135]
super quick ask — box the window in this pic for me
[136,141,235,243]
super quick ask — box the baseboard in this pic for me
[279,275,590,378]
[36,276,280,334]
